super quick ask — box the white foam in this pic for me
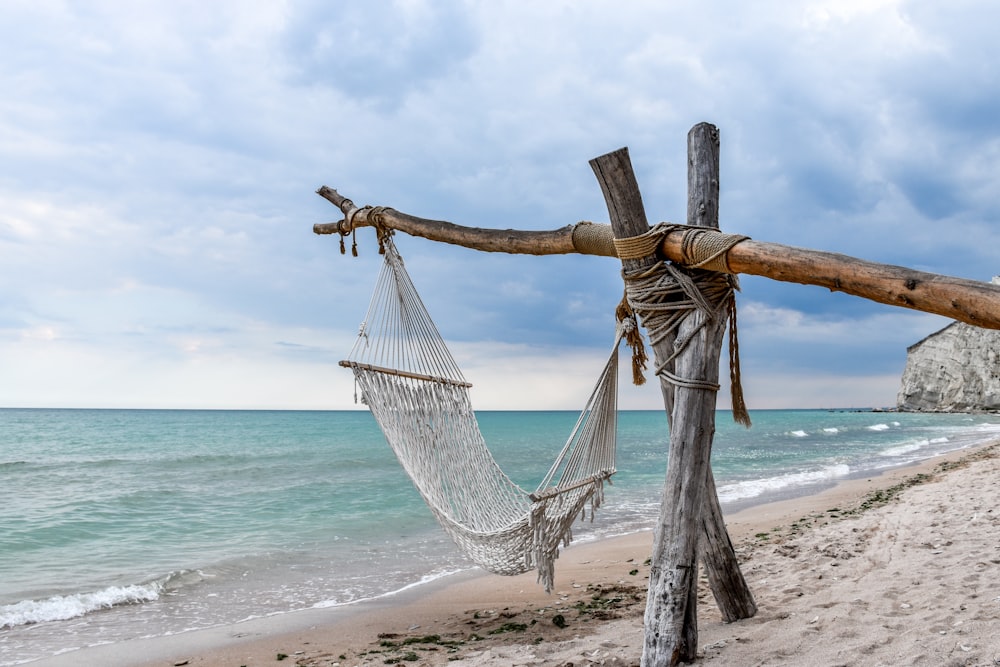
[312,568,470,609]
[0,583,162,629]
[790,430,808,437]
[867,423,890,431]
[879,440,927,457]
[823,428,839,434]
[717,464,851,504]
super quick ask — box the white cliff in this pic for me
[896,276,1000,412]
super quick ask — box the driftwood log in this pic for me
[315,188,1000,330]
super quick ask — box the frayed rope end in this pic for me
[616,292,648,386]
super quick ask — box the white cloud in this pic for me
[0,319,353,409]
[19,325,58,342]
[739,300,946,346]
[740,372,903,410]
[2,0,999,409]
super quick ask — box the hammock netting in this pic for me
[341,237,620,590]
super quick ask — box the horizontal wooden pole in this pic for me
[316,186,1000,329]
[316,186,578,255]
[683,237,1000,330]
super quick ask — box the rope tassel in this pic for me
[727,291,752,427]
[616,293,648,386]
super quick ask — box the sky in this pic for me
[2,0,999,411]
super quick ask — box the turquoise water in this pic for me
[2,408,999,665]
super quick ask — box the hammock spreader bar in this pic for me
[338,360,473,388]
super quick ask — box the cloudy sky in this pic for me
[2,0,998,411]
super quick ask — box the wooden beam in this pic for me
[316,186,1000,329]
[688,236,1000,329]
[315,186,578,255]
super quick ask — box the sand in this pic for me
[39,443,1000,667]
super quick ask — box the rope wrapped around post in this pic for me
[614,223,752,427]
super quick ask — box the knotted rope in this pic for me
[613,223,752,427]
[615,294,648,386]
[335,200,397,255]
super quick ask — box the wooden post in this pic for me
[591,145,702,666]
[590,125,754,666]
[686,127,757,624]
[647,122,725,665]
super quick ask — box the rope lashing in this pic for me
[366,206,396,254]
[334,202,398,255]
[612,222,749,270]
[614,223,752,427]
[679,227,748,273]
[571,221,618,257]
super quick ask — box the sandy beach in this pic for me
[39,442,1000,667]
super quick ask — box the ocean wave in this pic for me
[822,428,839,434]
[312,568,470,609]
[789,430,808,437]
[867,423,891,431]
[717,464,851,504]
[0,583,163,629]
[879,440,927,457]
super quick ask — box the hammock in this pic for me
[341,237,621,590]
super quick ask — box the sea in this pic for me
[2,407,999,665]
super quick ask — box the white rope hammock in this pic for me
[341,237,622,590]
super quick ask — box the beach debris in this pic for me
[488,622,529,635]
[383,651,419,663]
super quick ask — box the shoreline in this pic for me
[31,441,1000,666]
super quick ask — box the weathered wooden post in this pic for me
[684,128,757,626]
[590,123,753,666]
